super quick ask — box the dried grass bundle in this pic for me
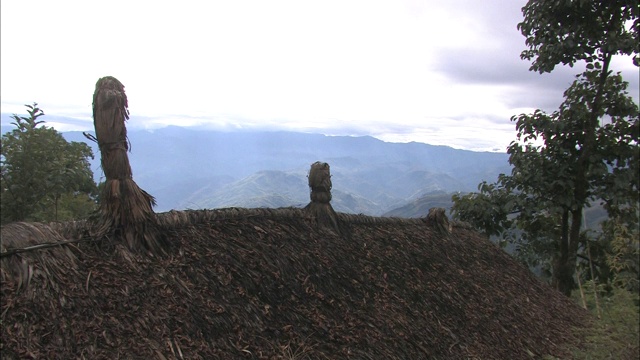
[90,76,166,254]
[425,207,451,235]
[0,222,79,291]
[92,76,132,179]
[305,162,339,233]
[308,161,332,203]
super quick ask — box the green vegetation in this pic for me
[562,282,639,360]
[453,1,639,355]
[1,103,97,224]
[452,0,639,297]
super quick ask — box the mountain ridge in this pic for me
[58,127,511,215]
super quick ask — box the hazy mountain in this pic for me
[58,126,511,215]
[183,170,309,210]
[383,191,456,218]
[383,191,610,232]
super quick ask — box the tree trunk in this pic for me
[54,193,59,222]
[553,210,574,295]
[552,53,613,296]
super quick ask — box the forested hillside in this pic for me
[61,128,511,214]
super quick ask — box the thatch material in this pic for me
[0,222,80,292]
[308,161,332,203]
[91,76,166,255]
[305,161,339,232]
[425,207,451,235]
[1,208,589,359]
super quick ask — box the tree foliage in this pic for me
[451,180,517,241]
[452,1,639,296]
[518,0,639,72]
[1,103,97,223]
[601,218,640,293]
[454,84,638,294]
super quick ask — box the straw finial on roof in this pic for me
[425,207,451,235]
[308,161,332,203]
[305,161,339,233]
[89,76,167,255]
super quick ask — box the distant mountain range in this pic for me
[59,126,511,215]
[382,191,456,218]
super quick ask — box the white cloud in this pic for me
[2,0,637,152]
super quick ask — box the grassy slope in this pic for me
[554,284,639,359]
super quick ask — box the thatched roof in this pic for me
[1,207,588,359]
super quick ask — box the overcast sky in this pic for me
[1,0,638,152]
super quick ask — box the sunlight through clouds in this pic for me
[1,0,638,151]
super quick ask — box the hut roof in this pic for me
[1,207,588,359]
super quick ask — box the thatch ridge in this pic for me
[157,207,312,228]
[1,207,589,359]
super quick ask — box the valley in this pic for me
[63,126,512,215]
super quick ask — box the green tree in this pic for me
[518,0,639,72]
[1,103,97,223]
[451,180,517,241]
[452,0,639,296]
[516,72,637,294]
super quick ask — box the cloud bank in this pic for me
[1,0,637,152]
